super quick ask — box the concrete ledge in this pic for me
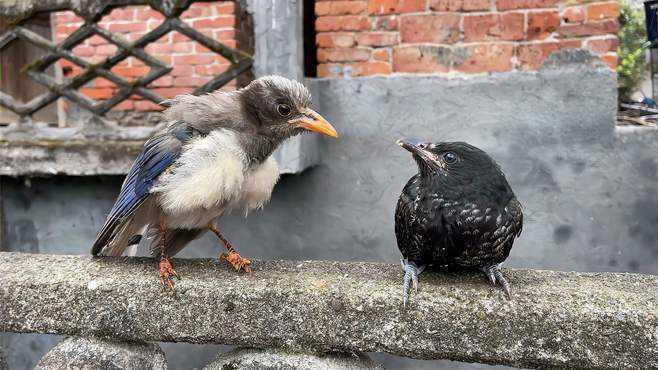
[1,252,657,369]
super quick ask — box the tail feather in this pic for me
[92,218,138,257]
[148,228,206,258]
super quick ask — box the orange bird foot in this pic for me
[220,251,252,273]
[159,257,179,290]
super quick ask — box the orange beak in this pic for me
[289,108,339,138]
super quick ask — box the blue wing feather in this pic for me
[91,131,183,255]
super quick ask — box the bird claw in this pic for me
[401,259,425,308]
[220,251,252,273]
[481,264,511,299]
[159,257,179,290]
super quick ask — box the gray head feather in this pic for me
[160,75,317,164]
[256,75,312,109]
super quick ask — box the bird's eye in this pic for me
[443,152,457,164]
[277,104,292,117]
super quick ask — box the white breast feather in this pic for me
[153,130,247,215]
[241,156,280,215]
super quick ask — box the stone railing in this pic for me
[1,252,657,369]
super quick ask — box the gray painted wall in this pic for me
[2,54,657,369]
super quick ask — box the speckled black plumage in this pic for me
[395,140,523,301]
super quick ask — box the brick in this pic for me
[173,42,194,53]
[96,44,117,56]
[400,14,460,43]
[463,12,524,42]
[135,100,163,111]
[80,88,114,100]
[170,30,196,43]
[355,31,397,46]
[496,0,558,10]
[72,45,95,57]
[105,8,135,21]
[215,29,236,40]
[587,2,619,21]
[135,9,165,21]
[173,54,216,65]
[127,32,147,42]
[182,3,215,18]
[169,65,195,76]
[107,22,147,33]
[150,76,173,87]
[152,87,192,99]
[55,24,80,35]
[195,64,230,75]
[55,11,82,23]
[558,19,618,38]
[317,32,356,48]
[174,76,213,87]
[515,40,582,70]
[372,48,391,61]
[317,47,371,62]
[111,66,150,78]
[91,78,116,88]
[368,0,425,14]
[374,15,399,30]
[192,16,235,29]
[317,61,392,77]
[600,53,617,69]
[113,100,134,110]
[561,6,584,24]
[153,54,172,65]
[527,10,560,40]
[317,63,343,78]
[217,2,236,14]
[392,45,452,73]
[195,44,212,53]
[316,1,367,15]
[429,0,491,12]
[316,15,372,31]
[145,43,173,54]
[453,43,514,73]
[347,61,392,75]
[585,37,619,54]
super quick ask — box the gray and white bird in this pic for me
[91,76,338,288]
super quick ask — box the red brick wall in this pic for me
[54,1,237,112]
[315,0,619,77]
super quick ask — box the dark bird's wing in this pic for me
[452,197,523,267]
[91,124,194,255]
[506,197,523,238]
[395,175,437,264]
[395,189,417,260]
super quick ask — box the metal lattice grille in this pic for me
[0,0,252,119]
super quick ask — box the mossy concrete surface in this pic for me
[0,252,657,369]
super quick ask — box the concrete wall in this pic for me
[2,52,658,369]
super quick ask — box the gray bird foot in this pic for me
[400,259,426,308]
[481,264,511,299]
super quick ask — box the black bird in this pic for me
[395,139,523,305]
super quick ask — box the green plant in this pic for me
[618,0,648,101]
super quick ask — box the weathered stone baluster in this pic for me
[35,337,166,370]
[204,347,382,369]
[0,345,7,370]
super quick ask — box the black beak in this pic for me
[397,138,442,169]
[396,138,425,154]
